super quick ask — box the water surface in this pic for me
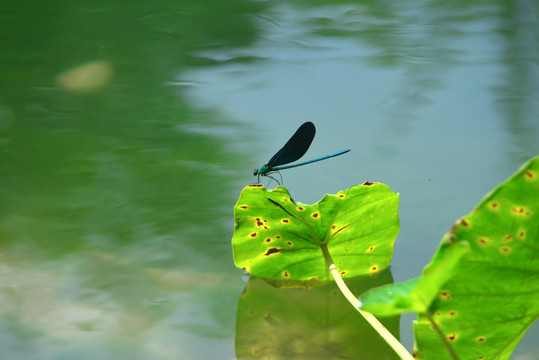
[1,1,538,359]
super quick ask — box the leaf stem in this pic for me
[321,244,414,360]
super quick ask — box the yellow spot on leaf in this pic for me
[478,237,490,246]
[512,206,527,216]
[338,194,345,198]
[439,291,451,300]
[488,201,499,210]
[368,246,375,252]
[500,246,512,254]
[370,265,378,272]
[524,170,537,180]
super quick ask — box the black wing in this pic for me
[266,122,316,167]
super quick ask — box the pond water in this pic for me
[1,1,538,359]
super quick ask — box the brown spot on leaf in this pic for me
[297,207,304,211]
[239,205,249,210]
[447,334,457,342]
[503,235,513,243]
[477,336,486,343]
[264,248,281,256]
[252,348,262,357]
[368,246,375,252]
[370,265,378,272]
[478,237,490,246]
[286,241,293,246]
[265,238,271,243]
[524,169,536,180]
[283,271,290,278]
[500,246,512,254]
[311,212,320,219]
[250,232,258,238]
[440,291,451,300]
[488,201,499,210]
[281,219,290,224]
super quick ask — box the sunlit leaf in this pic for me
[360,241,470,316]
[232,183,399,282]
[359,155,539,360]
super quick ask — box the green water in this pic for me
[1,1,538,359]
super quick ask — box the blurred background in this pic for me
[1,1,538,359]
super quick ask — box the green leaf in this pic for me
[235,270,400,360]
[359,155,539,360]
[232,183,400,281]
[360,241,470,316]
